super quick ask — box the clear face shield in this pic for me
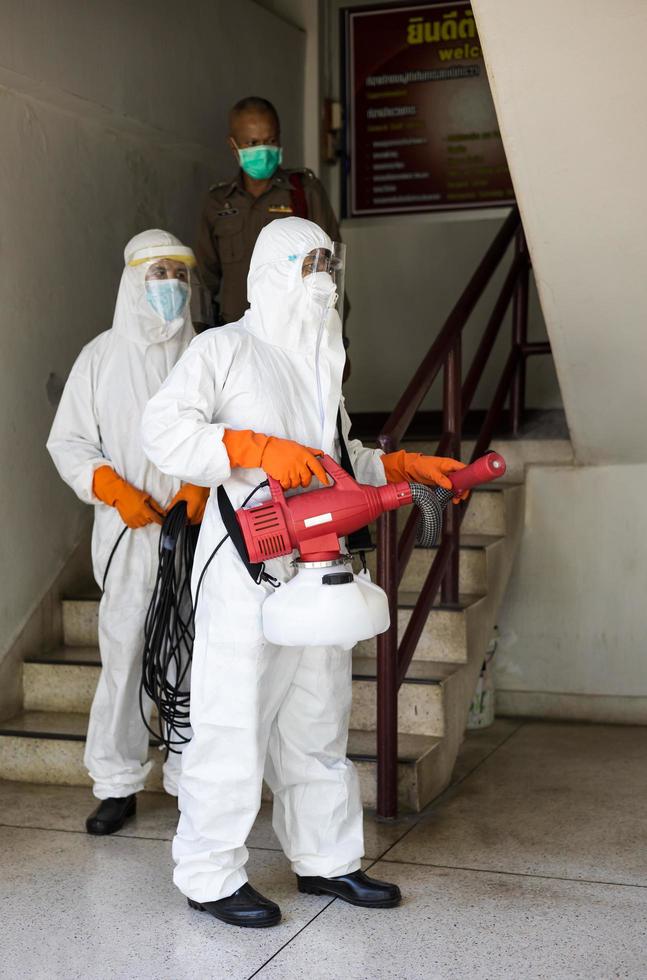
[300,242,346,323]
[129,244,215,330]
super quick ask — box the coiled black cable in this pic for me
[139,482,267,754]
[140,502,200,753]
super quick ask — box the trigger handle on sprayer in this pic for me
[267,453,355,501]
[449,451,506,495]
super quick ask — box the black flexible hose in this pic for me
[410,483,455,547]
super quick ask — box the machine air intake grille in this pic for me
[249,505,287,559]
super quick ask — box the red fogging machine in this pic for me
[235,452,506,648]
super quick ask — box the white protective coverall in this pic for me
[47,230,195,799]
[141,217,386,903]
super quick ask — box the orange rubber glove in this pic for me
[92,466,164,528]
[222,429,328,490]
[381,451,469,503]
[169,484,210,525]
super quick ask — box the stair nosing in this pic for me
[347,736,442,764]
[0,726,86,743]
[352,668,458,685]
[24,647,100,667]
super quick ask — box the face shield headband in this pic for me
[127,244,215,330]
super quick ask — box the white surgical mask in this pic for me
[304,271,337,309]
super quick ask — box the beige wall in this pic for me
[254,0,322,171]
[472,0,647,465]
[323,0,562,416]
[0,0,304,665]
[496,464,647,722]
[469,0,647,716]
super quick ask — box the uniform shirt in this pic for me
[195,167,341,324]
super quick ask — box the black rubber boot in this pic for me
[86,794,137,836]
[187,883,281,928]
[297,869,401,908]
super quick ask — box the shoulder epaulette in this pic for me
[286,167,316,181]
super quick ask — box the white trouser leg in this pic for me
[85,595,154,800]
[172,638,298,903]
[162,747,184,798]
[173,642,363,900]
[265,645,364,878]
[86,520,191,800]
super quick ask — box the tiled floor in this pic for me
[1,719,646,980]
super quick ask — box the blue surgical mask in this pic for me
[145,279,189,322]
[238,145,283,180]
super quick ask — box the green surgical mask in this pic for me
[237,144,283,180]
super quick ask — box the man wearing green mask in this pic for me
[195,96,343,329]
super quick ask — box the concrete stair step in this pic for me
[24,645,457,737]
[62,599,99,648]
[24,649,100,713]
[0,710,165,792]
[461,483,515,536]
[351,655,460,737]
[0,711,442,811]
[365,534,499,594]
[368,483,519,539]
[60,588,482,667]
[356,592,480,664]
[347,729,446,810]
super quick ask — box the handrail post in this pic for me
[376,507,399,818]
[511,228,530,435]
[441,338,461,606]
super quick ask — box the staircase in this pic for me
[0,436,572,811]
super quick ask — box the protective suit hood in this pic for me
[113,230,194,348]
[245,217,333,352]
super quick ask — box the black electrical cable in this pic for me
[102,526,129,593]
[140,502,198,753]
[140,482,267,754]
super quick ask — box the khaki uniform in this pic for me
[195,167,341,324]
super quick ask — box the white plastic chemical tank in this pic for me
[262,560,390,648]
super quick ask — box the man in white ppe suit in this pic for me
[142,217,465,928]
[47,230,210,836]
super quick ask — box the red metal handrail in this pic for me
[375,209,550,818]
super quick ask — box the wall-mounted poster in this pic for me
[342,1,515,216]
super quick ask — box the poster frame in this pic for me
[340,0,515,219]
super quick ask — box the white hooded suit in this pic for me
[141,217,386,902]
[47,230,195,799]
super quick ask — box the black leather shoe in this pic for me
[187,882,281,928]
[297,869,401,908]
[86,795,136,835]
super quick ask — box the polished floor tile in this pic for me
[0,826,330,980]
[257,859,647,980]
[449,717,521,784]
[0,781,412,859]
[0,781,177,839]
[4,721,646,979]
[387,722,647,885]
